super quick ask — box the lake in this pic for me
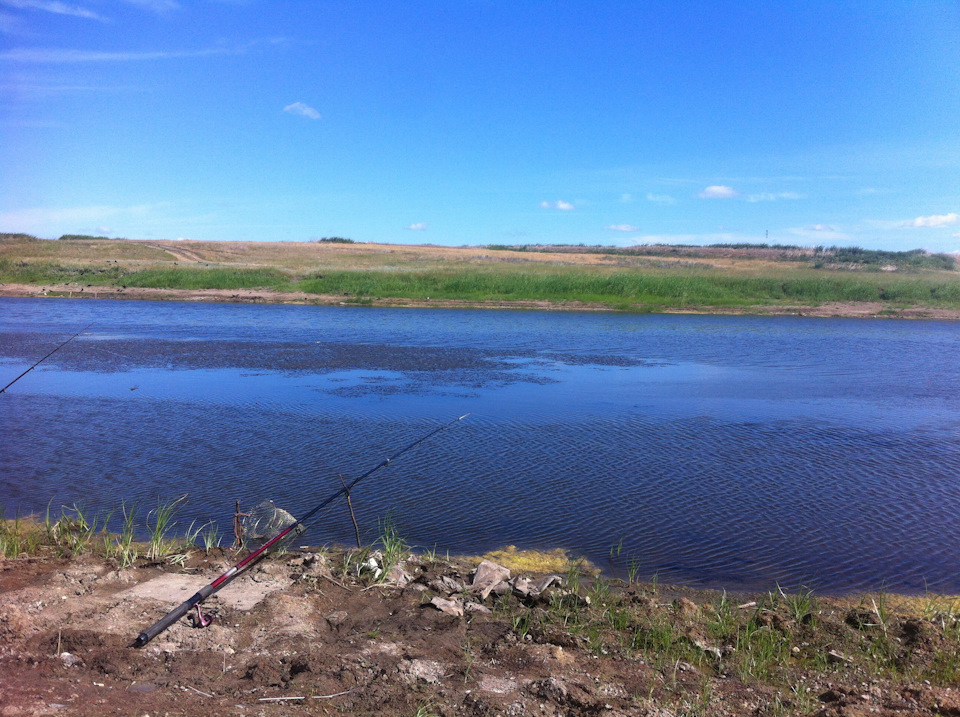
[2,296,959,594]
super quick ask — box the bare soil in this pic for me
[3,550,960,716]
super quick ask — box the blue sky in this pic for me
[1,1,958,251]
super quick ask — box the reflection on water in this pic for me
[2,297,960,594]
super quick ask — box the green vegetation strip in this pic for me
[122,267,291,290]
[4,258,959,309]
[296,269,960,308]
[0,260,291,290]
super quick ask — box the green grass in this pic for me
[295,268,960,308]
[0,259,127,285]
[122,267,292,291]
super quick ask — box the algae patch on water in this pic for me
[477,545,596,574]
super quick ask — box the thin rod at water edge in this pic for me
[132,413,470,648]
[0,323,93,394]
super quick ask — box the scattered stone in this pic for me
[464,601,491,615]
[325,610,349,628]
[827,649,853,664]
[429,596,464,617]
[386,564,412,587]
[471,559,511,600]
[399,658,444,684]
[428,575,464,594]
[59,652,79,667]
[691,638,723,659]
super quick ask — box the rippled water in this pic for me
[2,297,960,594]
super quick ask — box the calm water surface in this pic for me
[2,297,959,594]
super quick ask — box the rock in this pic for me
[59,652,80,667]
[530,677,569,702]
[464,601,492,615]
[386,564,412,587]
[691,639,723,659]
[511,574,563,599]
[827,649,853,664]
[471,560,511,600]
[428,575,464,594]
[400,658,444,684]
[325,610,349,628]
[429,596,464,617]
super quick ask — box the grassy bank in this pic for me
[2,236,959,313]
[296,267,960,308]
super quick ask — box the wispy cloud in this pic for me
[697,185,738,199]
[787,225,850,242]
[120,0,179,13]
[746,191,804,202]
[0,202,166,233]
[540,200,574,211]
[0,45,237,62]
[620,193,633,203]
[904,212,958,228]
[605,224,639,232]
[282,101,321,120]
[405,222,427,231]
[646,192,676,205]
[1,0,106,21]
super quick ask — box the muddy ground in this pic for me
[2,548,960,717]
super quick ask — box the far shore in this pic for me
[4,281,960,321]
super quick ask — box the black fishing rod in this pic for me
[0,323,93,394]
[133,413,470,648]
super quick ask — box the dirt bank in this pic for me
[2,282,960,320]
[3,549,960,716]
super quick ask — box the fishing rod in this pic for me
[132,413,469,648]
[0,323,93,395]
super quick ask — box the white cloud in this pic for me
[620,193,633,203]
[120,0,179,12]
[646,192,676,205]
[605,224,639,232]
[698,185,738,199]
[0,202,166,234]
[746,191,804,202]
[540,200,574,211]
[787,225,850,242]
[1,0,106,21]
[283,101,321,120]
[0,46,235,62]
[405,222,427,231]
[905,212,959,228]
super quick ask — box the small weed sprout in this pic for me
[376,515,409,578]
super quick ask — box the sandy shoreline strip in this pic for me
[3,282,960,320]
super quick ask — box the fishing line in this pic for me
[0,323,93,394]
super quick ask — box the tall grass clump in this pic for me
[123,267,291,291]
[145,495,187,559]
